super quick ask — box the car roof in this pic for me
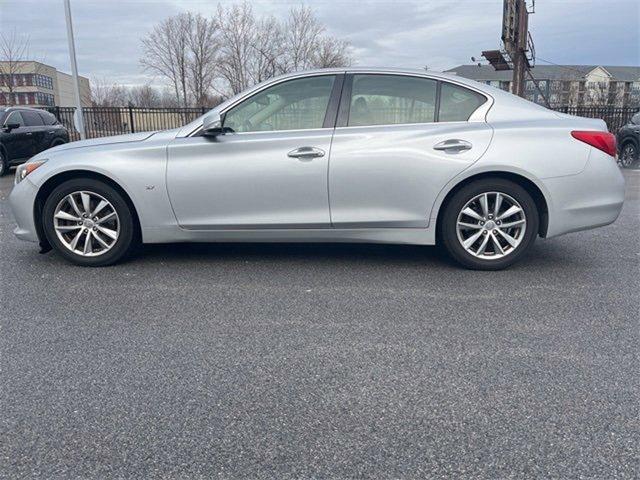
[269,66,486,89]
[3,106,48,113]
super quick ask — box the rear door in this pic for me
[20,109,47,157]
[329,74,493,228]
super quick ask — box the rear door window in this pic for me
[438,83,487,122]
[21,110,44,126]
[347,74,437,126]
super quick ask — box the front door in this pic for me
[329,74,494,228]
[167,74,342,229]
[2,111,30,161]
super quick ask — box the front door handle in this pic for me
[433,139,472,153]
[287,146,325,160]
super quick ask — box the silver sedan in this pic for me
[9,68,625,269]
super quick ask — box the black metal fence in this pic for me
[41,105,638,141]
[551,106,637,133]
[43,106,209,141]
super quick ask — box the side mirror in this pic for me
[3,123,20,132]
[202,112,224,137]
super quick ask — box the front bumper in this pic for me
[9,177,39,243]
[544,149,625,238]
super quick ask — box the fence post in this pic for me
[128,106,135,133]
[201,106,206,115]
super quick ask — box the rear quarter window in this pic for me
[39,111,59,125]
[438,83,487,122]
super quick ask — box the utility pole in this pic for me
[482,0,537,100]
[63,0,86,140]
[509,0,528,97]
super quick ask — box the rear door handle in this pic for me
[287,146,325,160]
[433,139,472,153]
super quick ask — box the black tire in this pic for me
[440,178,539,270]
[42,178,138,266]
[619,141,638,168]
[0,149,8,176]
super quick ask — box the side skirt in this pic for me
[141,226,437,246]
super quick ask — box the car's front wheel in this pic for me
[42,178,137,266]
[440,178,539,270]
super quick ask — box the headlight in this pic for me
[15,159,47,185]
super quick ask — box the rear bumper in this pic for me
[544,149,625,238]
[9,178,39,243]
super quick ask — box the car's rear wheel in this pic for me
[0,150,8,176]
[42,178,137,266]
[440,178,539,270]
[619,142,638,168]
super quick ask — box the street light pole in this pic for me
[63,0,86,140]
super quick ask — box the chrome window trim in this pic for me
[185,72,345,138]
[179,126,335,138]
[334,120,474,132]
[344,71,493,125]
[183,69,494,137]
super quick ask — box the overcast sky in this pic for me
[1,0,638,87]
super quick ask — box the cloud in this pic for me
[1,0,637,87]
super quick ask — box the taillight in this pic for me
[571,131,617,157]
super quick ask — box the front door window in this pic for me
[223,75,336,133]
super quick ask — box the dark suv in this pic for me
[617,111,640,168]
[0,107,69,176]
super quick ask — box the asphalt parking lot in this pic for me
[1,170,638,479]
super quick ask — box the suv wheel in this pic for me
[619,142,638,168]
[42,178,138,266]
[440,178,539,270]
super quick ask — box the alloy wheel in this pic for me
[53,190,120,257]
[456,191,527,260]
[620,144,637,168]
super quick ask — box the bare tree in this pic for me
[141,14,191,107]
[141,3,354,100]
[0,31,31,106]
[216,2,257,95]
[158,86,181,107]
[313,37,352,68]
[187,13,220,107]
[90,77,128,107]
[250,15,286,84]
[128,84,161,108]
[282,6,325,72]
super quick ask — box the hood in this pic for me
[46,131,158,154]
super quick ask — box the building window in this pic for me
[34,74,54,89]
[0,73,53,89]
[35,92,55,105]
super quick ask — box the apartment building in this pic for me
[446,65,640,108]
[0,61,91,107]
